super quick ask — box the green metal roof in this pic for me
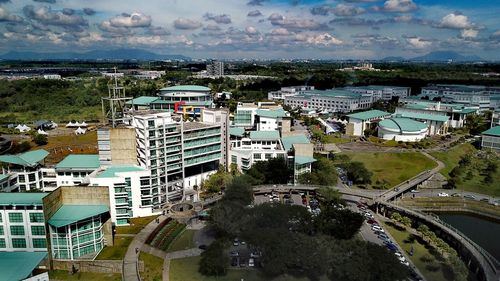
[405,103,430,110]
[160,85,211,92]
[482,126,500,137]
[347,110,391,121]
[255,108,287,118]
[0,192,47,206]
[0,174,9,182]
[97,166,145,178]
[307,89,362,98]
[126,96,159,106]
[281,134,310,151]
[229,127,245,137]
[456,108,477,114]
[0,149,48,167]
[379,118,427,132]
[49,205,109,227]
[397,112,449,122]
[0,251,48,281]
[55,154,100,170]
[295,156,316,165]
[150,100,212,106]
[249,130,280,140]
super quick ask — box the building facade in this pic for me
[284,89,372,113]
[346,110,392,137]
[0,150,49,192]
[345,85,410,102]
[481,126,500,151]
[149,85,214,115]
[378,118,428,142]
[206,61,224,77]
[420,84,500,111]
[230,131,286,171]
[268,86,315,101]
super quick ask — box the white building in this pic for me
[230,130,286,171]
[378,118,428,142]
[43,74,61,80]
[481,126,500,151]
[284,89,372,113]
[232,102,290,132]
[346,110,392,137]
[345,85,410,102]
[0,193,47,252]
[420,84,500,111]
[149,85,214,115]
[0,150,49,192]
[53,154,100,188]
[268,86,315,101]
[206,61,224,77]
[89,166,159,225]
[399,100,476,128]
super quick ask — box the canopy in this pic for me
[37,129,48,135]
[75,127,86,135]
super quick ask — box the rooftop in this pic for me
[396,112,449,122]
[55,154,100,170]
[295,156,316,165]
[229,127,245,137]
[126,96,159,106]
[160,85,211,92]
[249,130,280,140]
[349,85,409,90]
[347,110,391,121]
[0,192,47,206]
[183,121,218,131]
[307,89,362,98]
[255,108,288,118]
[379,118,428,132]
[0,174,9,182]
[0,251,48,281]
[48,204,109,227]
[97,166,145,178]
[281,134,310,151]
[0,149,49,167]
[482,126,500,137]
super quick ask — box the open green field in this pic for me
[342,152,437,188]
[383,222,454,281]
[430,143,476,179]
[96,236,133,260]
[431,144,500,197]
[139,251,163,281]
[116,215,158,234]
[167,229,196,252]
[49,270,121,281]
[310,126,351,144]
[169,256,329,281]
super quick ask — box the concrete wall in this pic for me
[51,259,144,273]
[110,128,136,165]
[281,119,291,133]
[293,143,314,157]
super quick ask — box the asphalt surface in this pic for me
[399,188,500,203]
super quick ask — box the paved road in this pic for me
[401,189,499,203]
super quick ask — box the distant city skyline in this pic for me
[0,0,498,60]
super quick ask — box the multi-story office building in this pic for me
[281,134,316,182]
[284,89,372,113]
[232,102,291,133]
[230,130,286,171]
[89,166,157,225]
[0,193,47,252]
[268,86,315,101]
[0,150,49,192]
[201,108,230,168]
[420,84,500,111]
[398,100,476,128]
[206,61,224,77]
[345,85,410,102]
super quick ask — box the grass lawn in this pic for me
[116,215,159,234]
[37,131,98,165]
[169,256,329,281]
[383,222,454,281]
[96,236,133,260]
[431,144,500,197]
[430,143,476,179]
[48,270,121,281]
[167,229,196,252]
[139,251,163,281]
[342,152,437,188]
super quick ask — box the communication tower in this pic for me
[101,68,132,128]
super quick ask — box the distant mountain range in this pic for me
[382,51,482,62]
[0,48,191,61]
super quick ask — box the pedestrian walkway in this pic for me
[123,215,168,281]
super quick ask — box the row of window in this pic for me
[0,238,46,248]
[1,212,44,223]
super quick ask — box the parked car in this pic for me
[400,260,410,266]
[386,243,397,252]
[367,218,377,224]
[464,194,476,200]
[378,233,389,240]
[233,238,239,246]
[239,258,247,267]
[437,192,449,197]
[250,252,261,258]
[410,189,419,193]
[480,198,490,203]
[248,258,255,267]
[372,225,384,232]
[451,193,461,197]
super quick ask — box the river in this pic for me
[439,213,500,260]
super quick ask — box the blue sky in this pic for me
[0,0,498,59]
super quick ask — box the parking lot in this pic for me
[254,191,308,207]
[228,238,260,268]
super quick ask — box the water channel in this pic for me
[439,213,500,261]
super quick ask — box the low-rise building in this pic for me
[420,84,500,111]
[0,150,49,192]
[378,118,428,142]
[54,154,100,188]
[230,130,286,171]
[284,89,372,113]
[345,85,410,102]
[268,86,315,101]
[281,134,316,182]
[346,110,392,136]
[398,100,476,128]
[481,126,500,151]
[232,102,290,133]
[393,111,449,135]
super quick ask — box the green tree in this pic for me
[390,212,403,222]
[298,158,338,186]
[198,239,229,276]
[201,165,232,194]
[341,161,372,184]
[314,206,364,239]
[33,134,48,146]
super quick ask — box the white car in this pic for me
[438,192,449,197]
[372,225,384,232]
[248,258,255,267]
[410,189,419,193]
[400,260,410,266]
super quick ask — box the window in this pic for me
[9,213,23,223]
[18,175,25,183]
[0,214,2,222]
[31,226,45,236]
[0,226,3,235]
[254,154,262,160]
[28,173,36,182]
[0,238,5,248]
[115,198,127,204]
[10,226,25,235]
[148,120,155,127]
[265,154,272,159]
[32,238,47,248]
[140,179,150,186]
[29,213,44,223]
[12,238,26,248]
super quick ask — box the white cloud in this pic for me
[0,7,22,22]
[270,28,290,36]
[173,18,202,30]
[109,12,152,28]
[440,13,471,29]
[245,26,258,35]
[461,29,478,38]
[406,37,432,48]
[333,4,365,17]
[383,0,417,13]
[295,33,343,46]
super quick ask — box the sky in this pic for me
[0,0,498,60]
